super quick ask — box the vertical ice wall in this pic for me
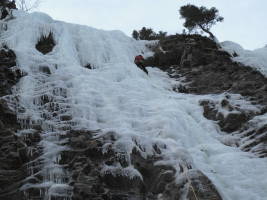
[1,10,148,199]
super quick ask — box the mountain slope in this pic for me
[0,10,267,200]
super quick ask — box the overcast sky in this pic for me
[38,0,267,50]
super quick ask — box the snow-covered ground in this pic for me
[1,10,267,200]
[221,41,267,76]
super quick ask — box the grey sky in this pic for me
[38,0,267,50]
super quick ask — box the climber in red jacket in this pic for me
[134,55,148,74]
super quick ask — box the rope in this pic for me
[183,166,199,200]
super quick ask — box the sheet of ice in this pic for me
[221,41,267,76]
[1,10,267,200]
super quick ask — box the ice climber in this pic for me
[134,55,148,74]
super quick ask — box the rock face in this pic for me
[61,130,222,200]
[200,98,255,133]
[0,0,16,20]
[0,47,20,94]
[145,34,267,157]
[0,47,27,199]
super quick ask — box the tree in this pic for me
[132,30,139,40]
[139,27,155,40]
[16,0,41,11]
[156,31,167,40]
[132,27,167,41]
[179,4,223,39]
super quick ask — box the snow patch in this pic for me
[221,41,267,76]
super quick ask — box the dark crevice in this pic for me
[36,33,55,54]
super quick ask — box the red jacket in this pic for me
[134,55,144,64]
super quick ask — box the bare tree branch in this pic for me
[16,0,42,11]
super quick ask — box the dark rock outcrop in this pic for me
[145,34,267,104]
[61,130,222,200]
[0,47,21,95]
[0,47,28,199]
[200,97,258,133]
[239,117,267,157]
[84,63,92,69]
[0,0,16,20]
[36,33,55,54]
